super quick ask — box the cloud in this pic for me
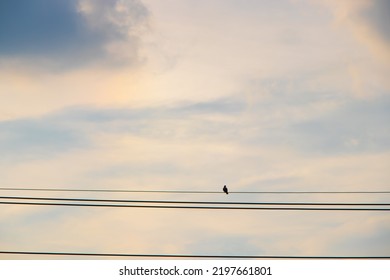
[0,97,244,164]
[45,98,246,142]
[362,0,390,43]
[189,235,261,256]
[316,0,390,64]
[302,214,390,256]
[0,0,89,55]
[355,0,390,64]
[288,96,390,155]
[1,1,389,260]
[333,217,390,256]
[0,116,88,162]
[0,0,149,69]
[2,91,387,188]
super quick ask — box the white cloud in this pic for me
[314,0,390,65]
[1,0,389,260]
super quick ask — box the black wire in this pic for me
[1,187,389,194]
[1,196,389,206]
[1,201,389,211]
[0,251,388,259]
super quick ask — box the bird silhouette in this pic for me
[223,185,228,194]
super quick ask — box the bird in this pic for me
[223,185,228,194]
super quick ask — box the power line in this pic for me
[0,251,388,259]
[1,187,389,194]
[1,195,389,206]
[1,201,389,211]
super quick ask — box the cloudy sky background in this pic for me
[0,0,389,259]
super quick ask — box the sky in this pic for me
[0,0,389,259]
